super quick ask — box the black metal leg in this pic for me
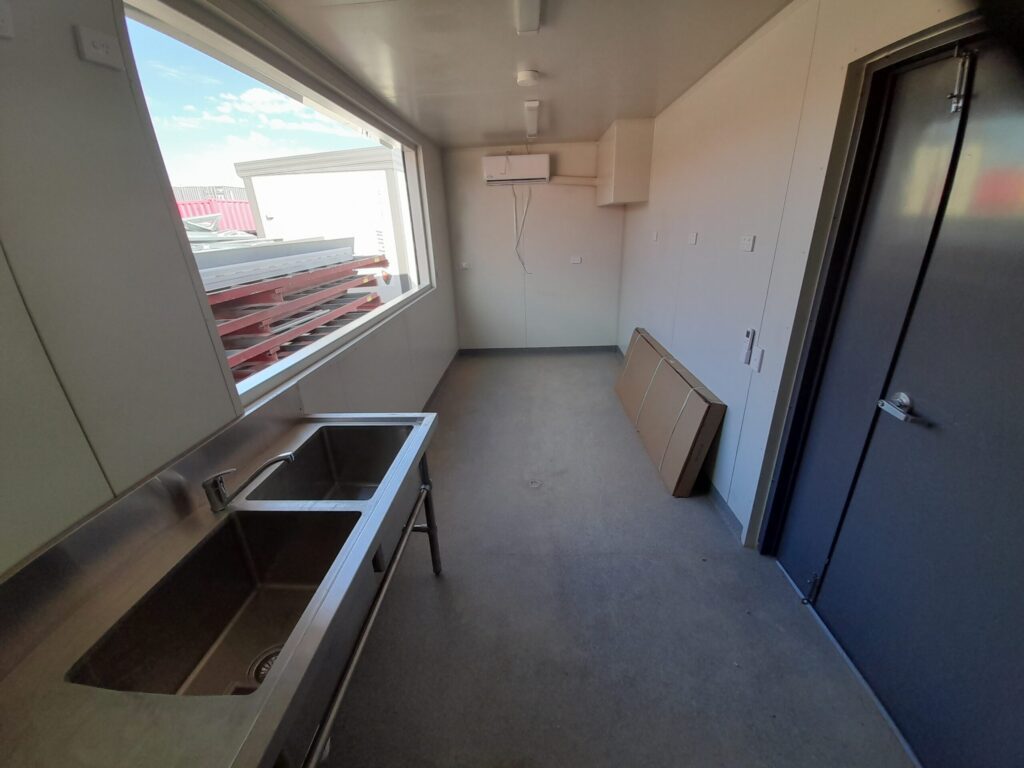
[416,454,443,576]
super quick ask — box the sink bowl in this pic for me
[246,425,412,502]
[67,510,360,696]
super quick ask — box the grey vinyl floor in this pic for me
[327,350,913,768]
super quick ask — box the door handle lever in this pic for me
[877,392,926,424]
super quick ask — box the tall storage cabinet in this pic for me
[0,0,242,498]
[0,252,113,577]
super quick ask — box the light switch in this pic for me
[570,256,582,264]
[688,232,699,245]
[750,346,765,373]
[652,230,660,243]
[0,1,13,39]
[74,25,124,70]
[459,261,470,270]
[740,234,756,252]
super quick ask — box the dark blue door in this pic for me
[776,54,965,597]
[814,43,1024,768]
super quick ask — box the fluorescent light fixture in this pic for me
[524,99,540,138]
[515,0,541,35]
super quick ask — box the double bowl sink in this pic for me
[60,414,437,767]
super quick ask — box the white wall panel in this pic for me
[618,1,818,522]
[446,143,624,349]
[0,0,241,493]
[728,0,974,540]
[0,252,112,578]
[618,0,974,541]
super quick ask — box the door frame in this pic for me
[758,14,987,555]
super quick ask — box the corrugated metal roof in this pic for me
[176,199,256,233]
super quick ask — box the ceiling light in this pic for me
[515,0,541,35]
[524,100,540,139]
[517,70,540,87]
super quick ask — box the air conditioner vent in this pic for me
[482,154,550,186]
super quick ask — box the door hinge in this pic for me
[802,569,824,604]
[947,48,974,113]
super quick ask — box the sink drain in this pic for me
[249,646,282,684]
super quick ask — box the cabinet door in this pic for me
[0,1,241,493]
[0,252,113,578]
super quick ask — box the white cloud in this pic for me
[219,88,308,116]
[151,87,376,186]
[156,111,237,130]
[148,61,221,86]
[158,87,371,143]
[212,88,364,137]
[160,131,319,186]
[261,116,356,137]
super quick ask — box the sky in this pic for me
[126,19,378,187]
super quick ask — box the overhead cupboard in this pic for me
[596,119,654,206]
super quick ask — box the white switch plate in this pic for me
[570,256,582,264]
[652,230,660,243]
[0,1,13,39]
[750,346,765,373]
[459,261,470,270]
[74,25,124,70]
[740,234,756,252]
[688,232,699,245]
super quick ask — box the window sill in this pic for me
[238,282,434,412]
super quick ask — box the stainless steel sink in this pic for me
[67,510,360,696]
[245,425,413,501]
[10,415,442,768]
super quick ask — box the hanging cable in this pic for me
[510,184,533,273]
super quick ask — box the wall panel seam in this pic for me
[0,243,116,496]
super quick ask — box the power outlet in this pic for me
[74,25,124,70]
[688,232,699,245]
[740,234,756,252]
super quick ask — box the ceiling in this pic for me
[262,0,790,148]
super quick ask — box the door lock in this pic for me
[877,392,926,424]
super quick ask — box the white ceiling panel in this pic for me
[262,0,790,147]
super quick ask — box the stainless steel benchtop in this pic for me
[0,413,436,768]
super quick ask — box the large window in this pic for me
[125,9,429,395]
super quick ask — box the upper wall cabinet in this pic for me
[596,119,655,206]
[0,1,242,493]
[0,251,113,578]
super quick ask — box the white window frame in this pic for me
[123,0,436,406]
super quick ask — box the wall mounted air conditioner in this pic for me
[482,154,550,185]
